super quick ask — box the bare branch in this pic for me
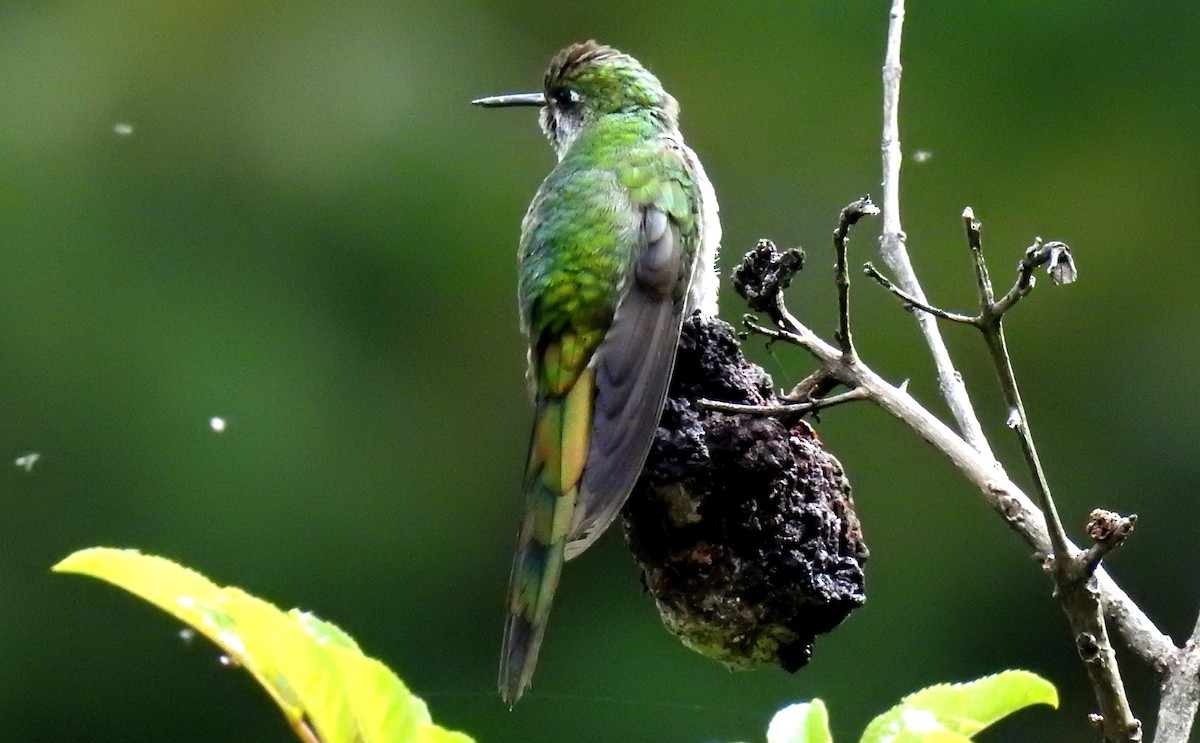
[699,387,872,417]
[863,262,977,325]
[963,207,998,306]
[783,369,839,404]
[742,313,804,346]
[832,196,879,357]
[961,207,1142,740]
[732,241,1176,678]
[841,352,1174,673]
[964,215,1071,555]
[1155,612,1200,742]
[734,4,1187,737]
[878,0,995,461]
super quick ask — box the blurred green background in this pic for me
[2,1,1199,741]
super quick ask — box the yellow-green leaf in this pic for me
[54,547,474,743]
[767,699,833,743]
[859,670,1057,743]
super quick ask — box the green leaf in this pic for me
[54,547,474,743]
[859,670,1057,743]
[767,699,833,743]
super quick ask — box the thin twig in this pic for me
[963,209,1142,741]
[965,215,1070,556]
[743,313,804,346]
[992,236,1046,316]
[832,196,879,357]
[963,207,998,306]
[699,388,873,417]
[992,237,1079,316]
[867,237,1080,332]
[783,369,838,403]
[878,0,995,461]
[863,262,977,324]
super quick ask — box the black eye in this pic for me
[550,86,581,106]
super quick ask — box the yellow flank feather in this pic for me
[558,366,594,498]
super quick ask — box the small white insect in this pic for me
[209,417,227,433]
[113,122,134,137]
[912,149,933,163]
[14,452,40,472]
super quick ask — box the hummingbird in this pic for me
[474,40,720,705]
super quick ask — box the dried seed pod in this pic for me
[624,313,868,671]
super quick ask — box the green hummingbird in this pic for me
[474,40,720,705]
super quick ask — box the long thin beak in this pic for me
[471,92,546,108]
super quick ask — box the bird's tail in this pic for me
[499,366,595,705]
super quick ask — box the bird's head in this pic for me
[473,41,678,158]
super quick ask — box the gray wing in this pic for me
[563,205,690,560]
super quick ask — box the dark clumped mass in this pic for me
[622,313,868,672]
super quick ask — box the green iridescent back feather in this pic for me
[518,113,699,344]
